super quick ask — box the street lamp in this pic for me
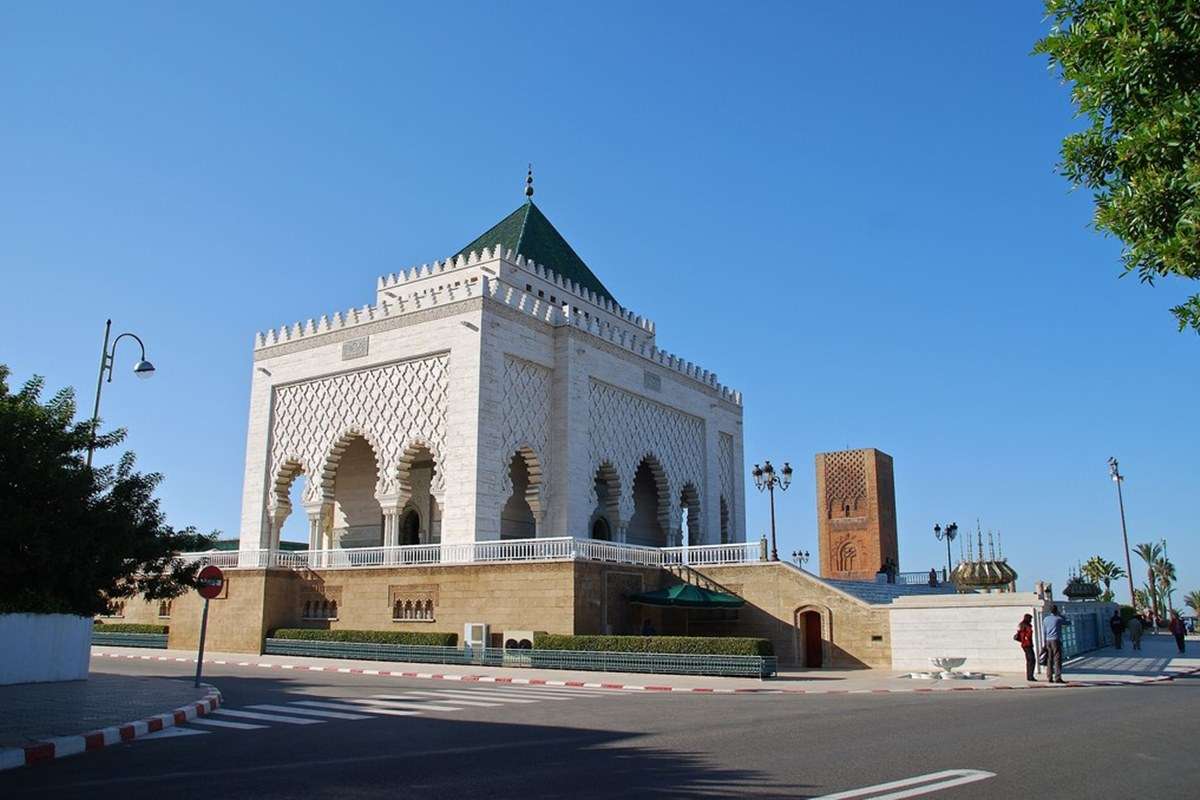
[933,522,958,580]
[86,319,156,466]
[791,549,810,569]
[1107,457,1137,608]
[752,459,792,562]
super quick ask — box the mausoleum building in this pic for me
[240,185,746,555]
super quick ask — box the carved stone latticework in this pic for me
[824,449,867,518]
[268,354,449,508]
[588,379,706,532]
[498,356,551,516]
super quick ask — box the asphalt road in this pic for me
[3,657,1197,799]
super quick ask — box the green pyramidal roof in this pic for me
[455,200,618,305]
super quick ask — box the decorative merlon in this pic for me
[255,272,739,405]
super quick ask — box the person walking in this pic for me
[1042,605,1071,684]
[1169,611,1186,654]
[1109,610,1124,650]
[1128,613,1144,651]
[1015,613,1036,681]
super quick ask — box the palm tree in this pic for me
[1153,557,1177,613]
[1133,542,1163,617]
[1185,590,1200,618]
[1082,556,1126,603]
[1133,588,1151,611]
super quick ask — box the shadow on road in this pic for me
[0,672,817,799]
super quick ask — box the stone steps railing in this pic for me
[177,537,766,571]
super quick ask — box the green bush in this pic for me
[269,628,457,647]
[92,622,168,634]
[533,633,772,657]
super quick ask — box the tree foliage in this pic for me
[1035,1,1200,333]
[1185,589,1200,615]
[0,366,215,616]
[1081,555,1126,602]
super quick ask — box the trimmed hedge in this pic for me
[92,622,169,634]
[270,628,457,647]
[533,634,773,657]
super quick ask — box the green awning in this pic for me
[629,583,745,608]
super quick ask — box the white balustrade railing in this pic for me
[176,536,768,572]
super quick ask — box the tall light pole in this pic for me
[87,319,156,467]
[1107,457,1137,608]
[933,522,958,581]
[752,460,792,562]
[1161,537,1174,614]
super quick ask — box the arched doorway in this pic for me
[626,457,668,547]
[590,462,620,540]
[500,451,537,539]
[328,435,383,548]
[591,517,612,541]
[399,507,420,546]
[396,441,441,544]
[793,606,831,668]
[680,483,701,546]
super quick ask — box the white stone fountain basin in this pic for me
[905,656,986,680]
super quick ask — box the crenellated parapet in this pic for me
[376,244,656,337]
[253,253,740,405]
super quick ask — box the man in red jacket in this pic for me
[1016,613,1036,681]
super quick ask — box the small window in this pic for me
[550,295,556,304]
[538,290,544,298]
[871,635,884,642]
[526,284,532,292]
[157,600,172,619]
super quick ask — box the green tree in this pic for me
[1133,542,1164,616]
[1035,1,1200,333]
[1153,556,1177,611]
[0,366,215,616]
[1081,555,1126,602]
[1185,589,1200,616]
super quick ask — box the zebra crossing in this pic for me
[138,684,623,740]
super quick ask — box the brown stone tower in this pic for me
[815,448,898,581]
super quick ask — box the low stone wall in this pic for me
[697,562,893,668]
[0,613,92,685]
[889,592,1047,674]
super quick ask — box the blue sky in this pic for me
[2,2,1195,604]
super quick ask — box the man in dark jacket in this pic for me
[1110,610,1124,649]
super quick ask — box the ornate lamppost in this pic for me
[86,319,156,466]
[791,549,811,569]
[933,522,958,581]
[751,460,792,562]
[1107,457,1137,607]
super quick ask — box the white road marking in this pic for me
[188,717,268,730]
[139,727,209,740]
[337,697,463,712]
[415,689,537,704]
[291,700,419,717]
[473,688,577,701]
[211,708,324,725]
[813,769,997,800]
[248,704,372,720]
[378,692,503,708]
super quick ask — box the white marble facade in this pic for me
[238,234,745,554]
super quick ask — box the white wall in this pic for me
[889,593,1049,674]
[0,614,92,685]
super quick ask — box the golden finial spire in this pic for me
[524,164,534,199]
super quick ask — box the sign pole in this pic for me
[194,597,210,688]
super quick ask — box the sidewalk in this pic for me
[93,633,1200,696]
[0,673,220,770]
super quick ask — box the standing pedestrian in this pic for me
[1015,613,1036,681]
[1168,611,1186,654]
[1109,610,1124,650]
[1128,613,1144,651]
[1042,605,1071,684]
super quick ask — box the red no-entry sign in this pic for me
[194,564,224,687]
[197,565,225,599]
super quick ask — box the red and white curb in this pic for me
[92,650,1200,695]
[0,684,221,771]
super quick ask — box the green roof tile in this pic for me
[455,200,617,305]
